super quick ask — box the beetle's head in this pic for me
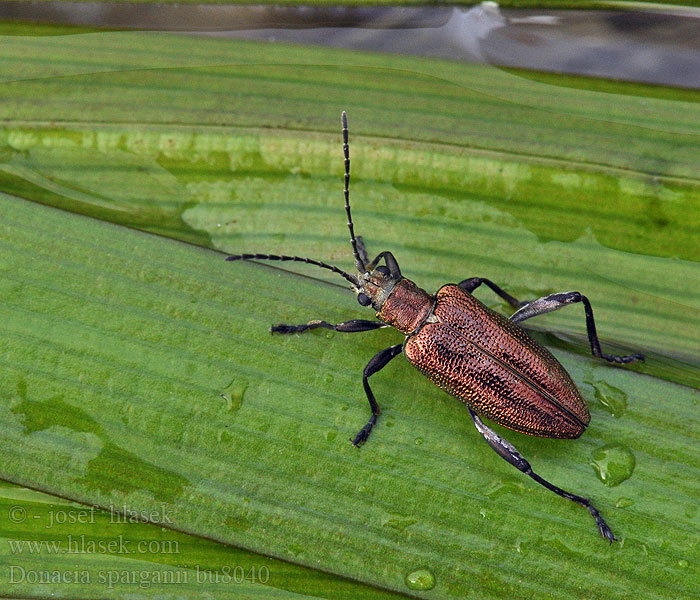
[354,252,402,312]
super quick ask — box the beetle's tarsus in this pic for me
[350,416,377,447]
[601,352,645,364]
[589,506,617,542]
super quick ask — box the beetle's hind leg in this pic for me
[271,319,387,334]
[468,408,616,542]
[351,344,403,446]
[510,291,645,364]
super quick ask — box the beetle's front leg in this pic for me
[355,235,370,267]
[351,344,403,446]
[467,408,616,542]
[353,236,385,273]
[271,319,387,334]
[510,291,645,364]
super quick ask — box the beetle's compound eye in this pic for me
[376,266,390,276]
[357,293,371,306]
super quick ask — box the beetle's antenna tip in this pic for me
[342,111,347,127]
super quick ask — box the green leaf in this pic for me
[0,480,403,599]
[1,23,699,600]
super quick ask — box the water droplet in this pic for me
[325,374,334,384]
[357,485,366,493]
[586,378,628,418]
[678,559,689,569]
[590,444,635,487]
[324,430,337,442]
[615,497,634,508]
[404,568,435,591]
[217,429,232,443]
[414,437,423,445]
[385,420,395,428]
[485,480,525,499]
[221,379,248,411]
[341,404,349,412]
[382,513,418,531]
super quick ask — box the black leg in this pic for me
[458,277,523,308]
[353,236,393,277]
[271,319,386,334]
[351,344,403,446]
[363,251,401,280]
[468,408,615,542]
[510,291,645,364]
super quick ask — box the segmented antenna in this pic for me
[226,253,359,286]
[342,112,366,273]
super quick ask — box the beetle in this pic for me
[226,112,645,541]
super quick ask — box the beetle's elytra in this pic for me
[227,112,645,541]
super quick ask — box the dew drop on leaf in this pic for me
[404,567,435,591]
[586,377,628,418]
[590,444,635,486]
[221,379,248,411]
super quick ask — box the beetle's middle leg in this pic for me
[510,291,645,364]
[271,320,387,334]
[467,408,616,542]
[351,343,403,447]
[458,278,523,308]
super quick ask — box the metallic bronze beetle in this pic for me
[227,112,644,541]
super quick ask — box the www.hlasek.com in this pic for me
[6,565,270,589]
[8,535,179,555]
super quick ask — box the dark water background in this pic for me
[1,1,699,88]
